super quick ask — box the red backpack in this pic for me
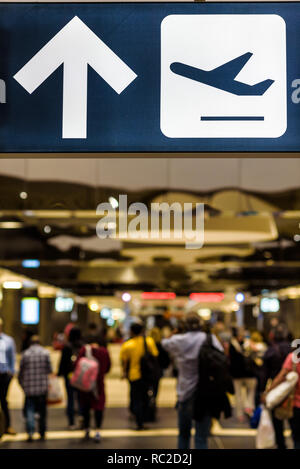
[71,345,99,393]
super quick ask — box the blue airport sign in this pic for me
[0,2,300,153]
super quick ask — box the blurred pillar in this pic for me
[77,304,88,333]
[122,302,131,340]
[1,288,22,351]
[224,312,232,328]
[294,300,300,339]
[280,299,300,339]
[257,314,264,332]
[244,304,257,330]
[39,298,54,346]
[235,306,244,328]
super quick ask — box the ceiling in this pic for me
[0,158,299,300]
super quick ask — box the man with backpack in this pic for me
[120,321,158,430]
[161,313,229,449]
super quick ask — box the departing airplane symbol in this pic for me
[14,16,137,139]
[170,52,274,96]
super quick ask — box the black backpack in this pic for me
[140,337,161,385]
[197,333,234,396]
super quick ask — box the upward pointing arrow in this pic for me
[14,16,137,139]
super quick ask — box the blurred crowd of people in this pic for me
[0,314,300,449]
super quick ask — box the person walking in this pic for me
[120,321,159,430]
[58,326,83,429]
[262,325,290,449]
[244,331,267,408]
[18,336,52,441]
[161,313,224,449]
[229,327,258,422]
[149,327,170,420]
[75,336,111,443]
[0,317,17,435]
[282,352,300,449]
[264,349,300,449]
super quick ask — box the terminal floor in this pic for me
[1,407,259,449]
[0,347,294,449]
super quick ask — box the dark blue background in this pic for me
[0,2,300,153]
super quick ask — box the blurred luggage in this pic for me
[198,333,234,395]
[250,405,262,429]
[274,392,295,420]
[71,345,99,393]
[266,369,298,411]
[256,406,275,449]
[47,375,63,405]
[144,386,157,423]
[140,337,160,385]
[194,333,233,421]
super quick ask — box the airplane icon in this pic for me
[170,52,274,96]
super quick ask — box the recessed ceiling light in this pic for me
[88,301,99,312]
[122,292,131,302]
[109,196,119,209]
[235,292,245,303]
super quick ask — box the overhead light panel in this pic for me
[0,221,23,229]
[141,292,176,300]
[22,259,40,268]
[3,281,22,289]
[190,292,224,302]
[197,309,212,320]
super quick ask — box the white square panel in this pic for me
[161,15,286,138]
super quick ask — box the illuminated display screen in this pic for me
[21,297,40,325]
[55,297,74,313]
[260,297,280,313]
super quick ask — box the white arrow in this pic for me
[14,16,137,139]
